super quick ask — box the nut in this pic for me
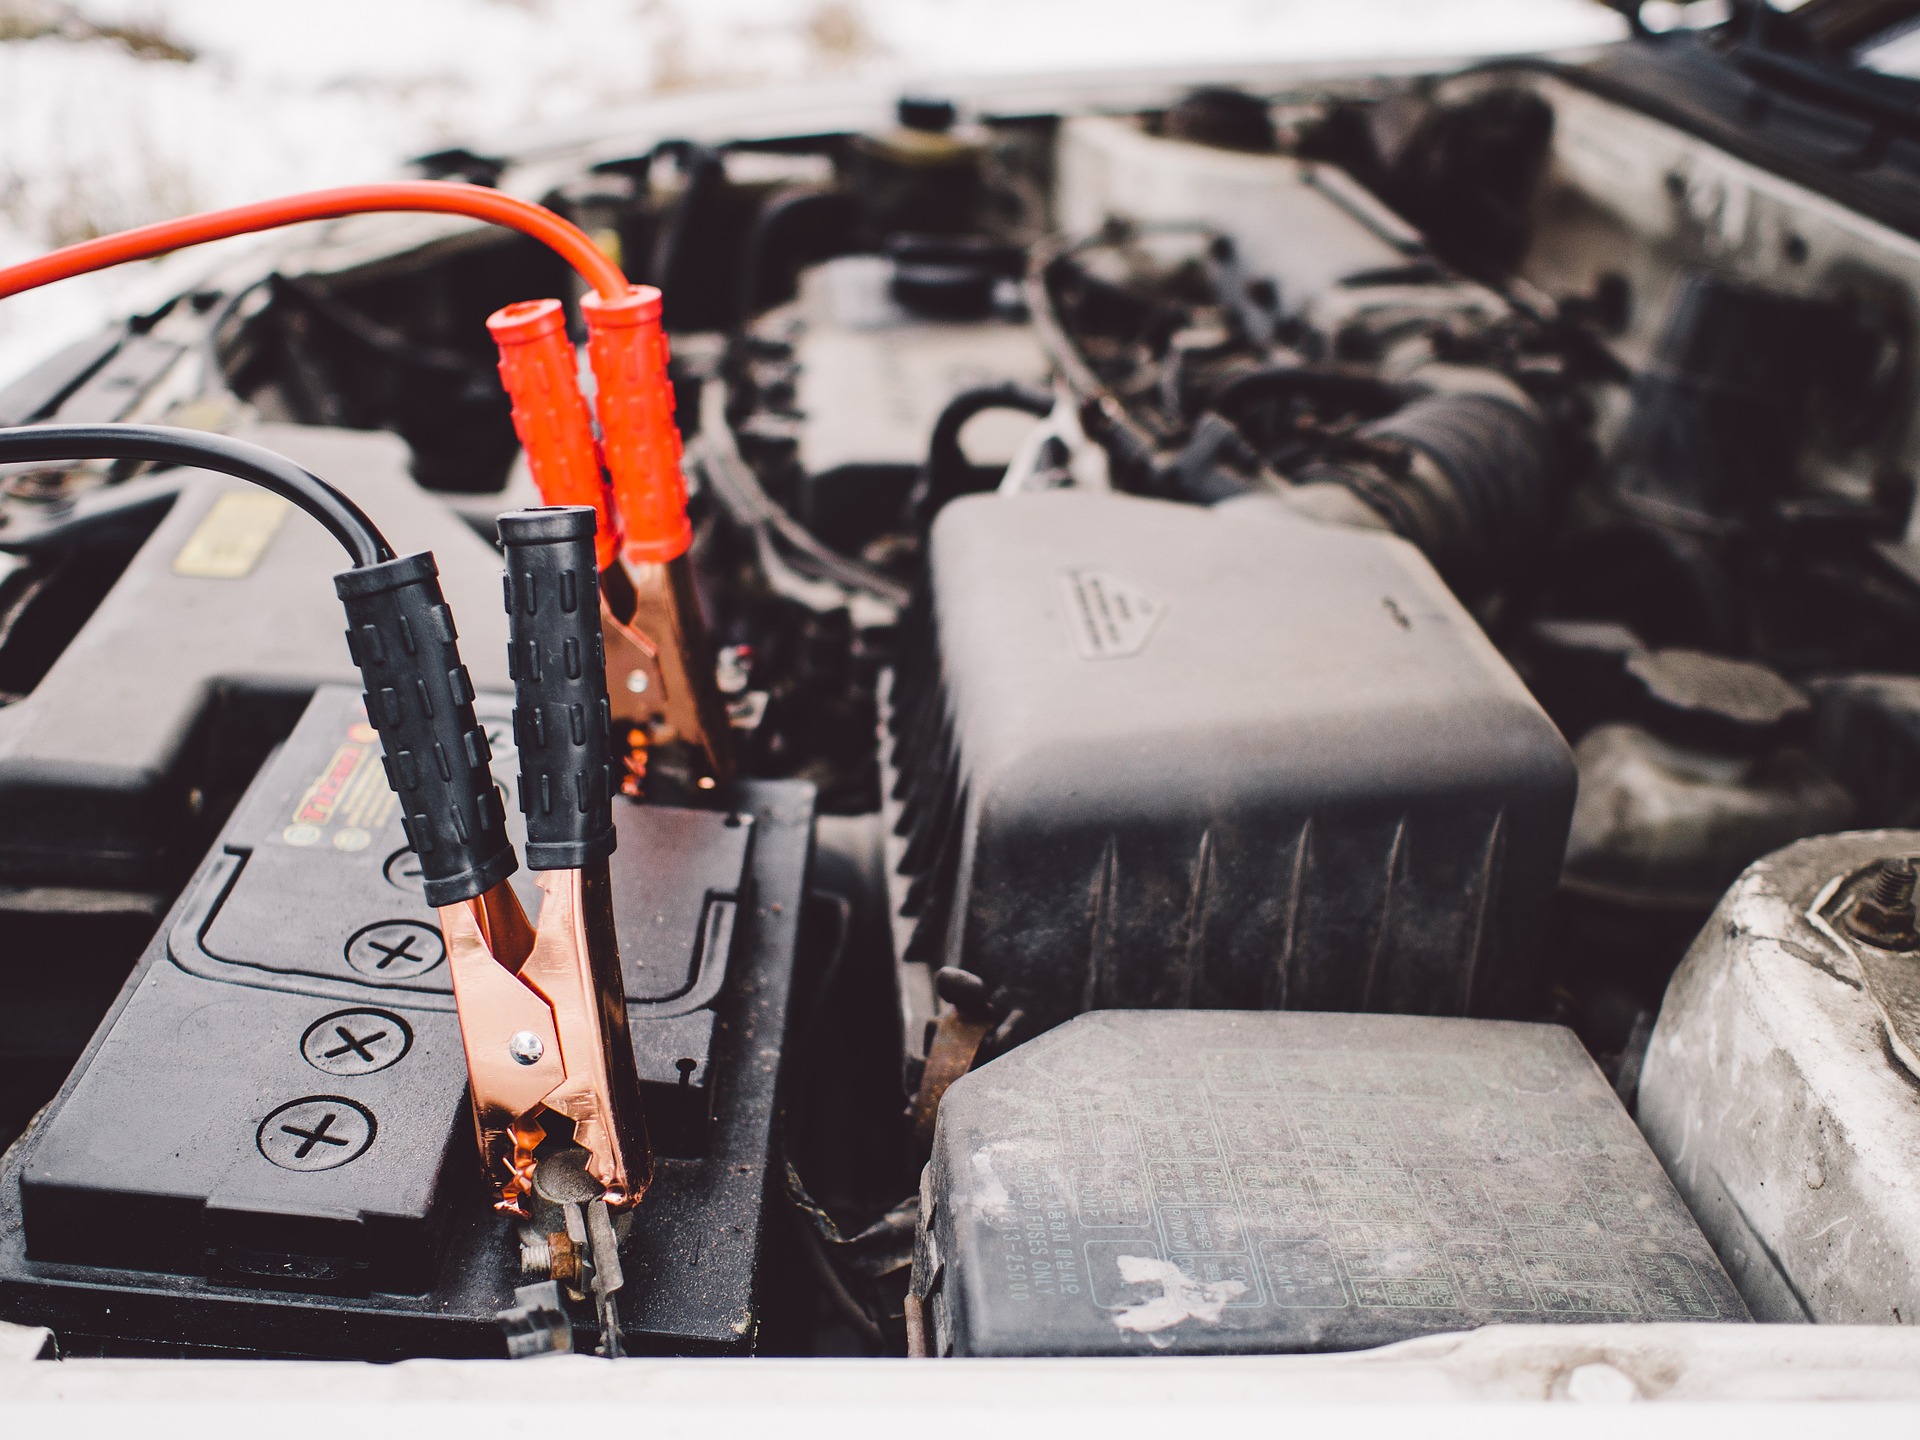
[519,1230,583,1286]
[1847,857,1920,950]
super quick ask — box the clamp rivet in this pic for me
[509,1031,545,1065]
[624,669,649,694]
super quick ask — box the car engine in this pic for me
[5,34,1920,1368]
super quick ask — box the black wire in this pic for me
[200,274,274,389]
[0,423,393,567]
[912,381,1053,527]
[649,142,726,330]
[1205,365,1407,419]
[1024,238,1107,403]
[732,186,853,334]
[276,274,492,376]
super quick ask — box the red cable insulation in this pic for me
[0,181,631,302]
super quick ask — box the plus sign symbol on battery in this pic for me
[344,920,444,981]
[257,1097,375,1172]
[301,1009,413,1076]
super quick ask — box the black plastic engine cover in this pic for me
[912,1011,1746,1357]
[0,686,815,1357]
[885,492,1575,1036]
[0,422,512,893]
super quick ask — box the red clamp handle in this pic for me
[486,299,618,571]
[583,286,691,566]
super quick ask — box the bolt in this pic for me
[519,1233,552,1279]
[519,1231,582,1285]
[715,645,751,696]
[935,966,1004,1023]
[509,1030,545,1065]
[1874,858,1916,911]
[548,1232,583,1286]
[1848,856,1920,950]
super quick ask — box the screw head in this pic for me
[624,669,650,694]
[509,1031,545,1066]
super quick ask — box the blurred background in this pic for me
[0,0,1631,383]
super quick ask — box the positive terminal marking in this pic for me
[282,1112,351,1160]
[327,1026,383,1061]
[344,921,445,981]
[257,1097,375,1172]
[301,1008,412,1076]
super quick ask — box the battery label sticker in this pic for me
[172,489,290,579]
[1060,569,1162,660]
[282,717,393,851]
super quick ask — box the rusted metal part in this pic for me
[1844,856,1920,951]
[522,1230,582,1286]
[909,1008,994,1156]
[1641,831,1920,1321]
[1859,945,1920,1082]
[909,967,1015,1155]
[903,1293,929,1359]
[1832,856,1920,1079]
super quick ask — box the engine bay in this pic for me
[5,36,1920,1365]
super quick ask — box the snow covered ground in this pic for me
[0,0,1627,388]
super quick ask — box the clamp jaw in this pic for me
[335,507,651,1217]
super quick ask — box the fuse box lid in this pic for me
[914,1010,1745,1357]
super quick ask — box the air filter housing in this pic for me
[884,491,1574,1035]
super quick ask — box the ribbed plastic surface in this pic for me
[886,491,1574,1032]
[334,552,514,906]
[499,507,617,870]
[582,285,691,564]
[486,298,617,569]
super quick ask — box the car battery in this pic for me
[0,685,815,1358]
[911,1010,1744,1356]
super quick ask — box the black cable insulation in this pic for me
[0,423,393,566]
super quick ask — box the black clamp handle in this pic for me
[499,507,618,870]
[335,553,516,907]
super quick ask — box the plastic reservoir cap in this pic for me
[581,285,691,567]
[486,298,617,570]
[1625,647,1810,745]
[897,94,957,132]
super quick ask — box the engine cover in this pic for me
[884,491,1574,1035]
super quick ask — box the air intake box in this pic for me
[911,1011,1745,1356]
[884,492,1574,1036]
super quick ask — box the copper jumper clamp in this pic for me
[334,504,651,1221]
[446,506,651,1216]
